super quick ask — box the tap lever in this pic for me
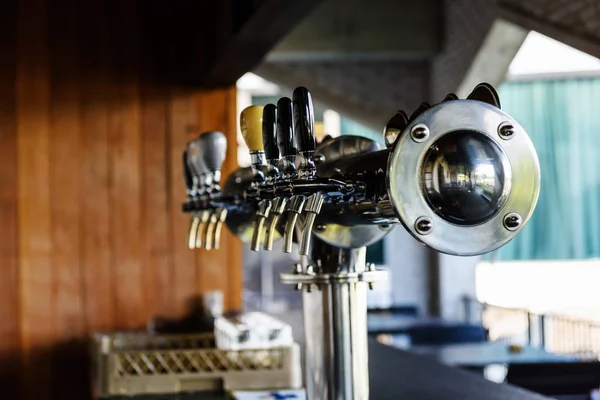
[262,104,280,184]
[299,192,325,256]
[264,197,289,251]
[199,131,227,190]
[188,214,201,249]
[195,210,211,249]
[283,195,306,253]
[241,105,266,181]
[204,211,219,250]
[293,87,317,180]
[383,110,408,149]
[262,104,280,167]
[212,208,228,250]
[251,199,273,251]
[182,151,196,198]
[276,97,297,180]
[186,138,210,191]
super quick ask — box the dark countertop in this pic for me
[105,341,550,400]
[368,341,548,400]
[410,341,577,368]
[367,314,462,334]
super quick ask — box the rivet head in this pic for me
[295,283,303,291]
[415,216,433,235]
[498,122,515,140]
[410,124,430,142]
[306,265,315,275]
[314,153,325,164]
[503,212,522,231]
[292,263,302,274]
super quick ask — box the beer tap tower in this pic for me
[182,84,541,400]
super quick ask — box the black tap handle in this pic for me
[292,87,316,154]
[182,151,194,192]
[276,97,296,157]
[262,104,279,162]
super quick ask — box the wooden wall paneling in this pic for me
[140,87,173,317]
[48,1,88,397]
[223,87,243,311]
[108,1,145,330]
[79,0,113,333]
[0,1,21,396]
[16,0,54,398]
[49,0,85,344]
[194,90,229,296]
[168,89,198,317]
[139,1,175,321]
[193,88,242,310]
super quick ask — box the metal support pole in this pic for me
[280,239,387,400]
[303,244,369,400]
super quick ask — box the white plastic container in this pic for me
[214,312,294,351]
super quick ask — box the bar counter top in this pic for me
[106,341,549,400]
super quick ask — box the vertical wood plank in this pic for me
[169,89,198,317]
[49,0,84,342]
[139,2,175,320]
[48,1,89,398]
[0,1,21,396]
[80,0,113,333]
[16,0,53,398]
[141,88,173,318]
[223,87,243,311]
[193,87,242,311]
[108,2,144,330]
[194,90,231,297]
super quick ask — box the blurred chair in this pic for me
[406,324,488,346]
[367,305,420,317]
[506,362,600,397]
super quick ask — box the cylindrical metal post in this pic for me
[303,242,369,400]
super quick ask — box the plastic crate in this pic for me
[92,332,302,398]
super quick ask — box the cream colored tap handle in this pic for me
[240,105,265,152]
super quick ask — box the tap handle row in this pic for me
[184,131,228,251]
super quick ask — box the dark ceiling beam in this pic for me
[498,2,600,60]
[203,0,324,87]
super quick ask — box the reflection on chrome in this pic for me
[421,130,512,226]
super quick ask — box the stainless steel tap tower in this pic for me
[181,84,541,400]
